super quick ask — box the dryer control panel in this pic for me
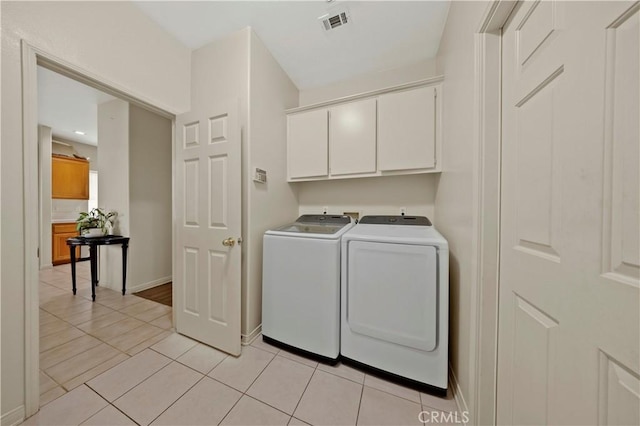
[359,215,432,226]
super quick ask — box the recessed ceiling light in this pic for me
[74,130,86,135]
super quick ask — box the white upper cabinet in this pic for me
[287,108,328,179]
[329,98,377,176]
[378,86,436,171]
[286,77,442,182]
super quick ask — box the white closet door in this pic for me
[498,2,639,424]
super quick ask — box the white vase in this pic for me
[84,228,105,238]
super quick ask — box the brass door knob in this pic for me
[222,237,236,247]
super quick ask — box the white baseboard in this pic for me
[449,364,469,425]
[127,276,172,294]
[241,324,262,345]
[39,264,53,270]
[1,405,25,426]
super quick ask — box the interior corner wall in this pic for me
[296,59,440,223]
[97,99,130,292]
[39,126,53,269]
[1,1,190,418]
[298,57,438,106]
[190,28,251,335]
[434,1,490,421]
[128,105,172,292]
[245,30,300,338]
[52,138,99,170]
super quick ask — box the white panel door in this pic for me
[175,101,241,356]
[378,86,437,171]
[287,109,328,179]
[498,2,639,425]
[329,98,377,176]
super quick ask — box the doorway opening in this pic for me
[24,42,176,413]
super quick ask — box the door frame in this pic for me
[21,40,176,416]
[469,1,516,425]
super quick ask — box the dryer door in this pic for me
[346,241,438,351]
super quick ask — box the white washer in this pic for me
[262,214,354,362]
[341,215,449,394]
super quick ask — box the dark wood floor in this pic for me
[133,283,172,307]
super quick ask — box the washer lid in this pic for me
[296,214,352,224]
[275,223,347,235]
[267,214,354,238]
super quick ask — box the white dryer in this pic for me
[341,215,449,394]
[262,214,354,363]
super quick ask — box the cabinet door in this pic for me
[287,109,328,179]
[52,223,80,265]
[329,98,377,176]
[378,86,436,171]
[52,156,90,199]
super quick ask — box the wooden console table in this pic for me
[67,235,130,301]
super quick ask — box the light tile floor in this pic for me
[26,263,460,425]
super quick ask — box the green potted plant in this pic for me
[76,208,117,237]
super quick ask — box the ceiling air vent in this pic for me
[320,10,350,31]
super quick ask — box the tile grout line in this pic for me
[216,347,279,425]
[361,374,424,405]
[289,356,320,421]
[84,383,141,425]
[146,371,209,425]
[242,394,294,422]
[315,364,364,386]
[57,351,132,393]
[355,379,365,426]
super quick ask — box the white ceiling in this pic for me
[134,0,451,89]
[38,1,450,145]
[38,67,115,146]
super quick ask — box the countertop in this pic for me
[51,219,78,224]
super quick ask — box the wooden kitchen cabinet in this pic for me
[52,155,90,199]
[378,85,438,171]
[52,223,80,265]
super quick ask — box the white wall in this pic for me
[97,99,130,291]
[96,101,172,294]
[52,138,98,169]
[434,1,490,422]
[299,58,437,105]
[1,2,189,418]
[128,105,172,291]
[296,59,440,222]
[245,31,299,339]
[298,174,438,219]
[38,126,53,269]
